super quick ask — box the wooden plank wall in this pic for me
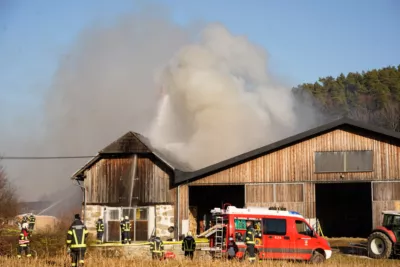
[85,157,133,204]
[245,183,315,218]
[372,181,400,227]
[190,129,400,185]
[85,156,174,205]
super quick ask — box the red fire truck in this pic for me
[200,205,332,263]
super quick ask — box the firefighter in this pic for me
[17,228,32,258]
[28,213,36,232]
[120,218,124,243]
[149,235,164,260]
[227,236,238,260]
[122,216,131,244]
[95,217,104,244]
[66,214,88,267]
[245,220,256,263]
[21,215,28,225]
[182,231,196,260]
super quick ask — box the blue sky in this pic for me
[0,0,399,135]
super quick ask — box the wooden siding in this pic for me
[372,181,400,227]
[85,155,173,205]
[245,183,314,218]
[190,129,400,184]
[245,185,274,203]
[177,130,400,230]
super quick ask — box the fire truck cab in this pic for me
[203,205,332,263]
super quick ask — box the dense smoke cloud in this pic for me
[149,23,318,169]
[2,11,319,203]
[2,9,192,202]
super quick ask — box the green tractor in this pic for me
[368,211,400,259]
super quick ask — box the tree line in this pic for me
[292,65,400,132]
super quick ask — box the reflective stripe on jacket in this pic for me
[18,233,30,247]
[96,221,104,232]
[182,236,196,252]
[29,216,36,223]
[66,219,88,248]
[245,226,255,245]
[150,238,164,253]
[122,220,131,232]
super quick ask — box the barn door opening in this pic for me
[315,182,372,238]
[189,185,245,235]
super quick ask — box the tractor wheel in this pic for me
[368,232,393,259]
[309,251,325,264]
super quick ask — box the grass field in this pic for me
[1,253,400,267]
[2,234,400,266]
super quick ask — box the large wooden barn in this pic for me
[71,117,400,241]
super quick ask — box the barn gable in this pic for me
[100,132,152,154]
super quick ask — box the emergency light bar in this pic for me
[210,206,304,218]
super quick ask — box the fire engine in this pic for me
[199,204,332,263]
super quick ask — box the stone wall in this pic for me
[84,205,103,233]
[155,205,175,240]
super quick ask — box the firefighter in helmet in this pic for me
[96,217,104,244]
[149,235,164,260]
[66,214,88,267]
[122,216,131,244]
[245,220,256,263]
[182,231,196,260]
[28,213,36,232]
[17,228,32,258]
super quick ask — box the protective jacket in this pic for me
[150,237,164,253]
[96,220,104,232]
[66,219,88,249]
[182,236,196,252]
[28,215,36,225]
[245,225,255,245]
[122,219,131,232]
[18,231,30,247]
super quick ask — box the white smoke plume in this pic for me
[2,9,193,202]
[149,23,317,169]
[2,12,319,202]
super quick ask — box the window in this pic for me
[315,150,373,173]
[234,219,247,230]
[295,220,313,236]
[263,218,286,235]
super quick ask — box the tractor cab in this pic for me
[367,211,400,259]
[382,211,400,240]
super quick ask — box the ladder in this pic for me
[214,216,224,258]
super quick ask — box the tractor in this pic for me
[367,211,400,259]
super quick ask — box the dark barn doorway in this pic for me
[189,185,245,235]
[315,182,372,238]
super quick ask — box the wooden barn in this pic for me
[71,117,400,241]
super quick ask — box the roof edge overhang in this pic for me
[171,117,400,186]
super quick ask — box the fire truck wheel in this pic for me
[309,251,325,264]
[368,232,392,259]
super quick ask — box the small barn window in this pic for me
[315,152,344,173]
[315,150,373,173]
[345,150,373,172]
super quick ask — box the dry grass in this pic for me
[1,252,400,267]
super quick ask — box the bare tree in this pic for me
[348,107,371,123]
[0,163,19,223]
[375,101,400,132]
